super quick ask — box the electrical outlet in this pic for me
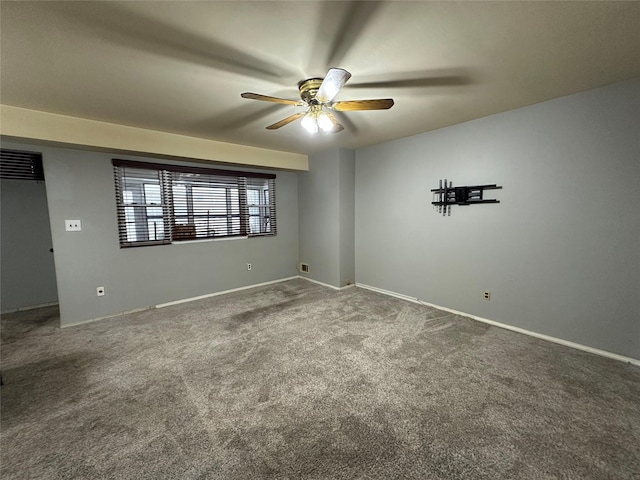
[97,286,105,297]
[65,220,82,231]
[483,290,491,301]
[247,263,252,271]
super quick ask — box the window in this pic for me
[113,159,276,247]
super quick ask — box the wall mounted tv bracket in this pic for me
[431,179,502,216]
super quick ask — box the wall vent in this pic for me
[299,263,310,273]
[0,149,45,181]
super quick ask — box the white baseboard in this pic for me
[1,301,59,315]
[297,275,355,291]
[63,276,300,327]
[61,307,150,328]
[357,283,421,304]
[156,276,300,308]
[356,283,640,367]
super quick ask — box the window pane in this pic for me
[230,188,239,215]
[124,208,137,242]
[173,184,188,217]
[147,219,165,240]
[146,207,163,217]
[195,217,227,237]
[246,182,272,235]
[230,217,240,234]
[193,186,226,215]
[115,166,169,246]
[143,183,162,205]
[247,189,260,205]
[172,180,242,239]
[122,169,162,205]
[249,216,260,234]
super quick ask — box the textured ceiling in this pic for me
[1,1,639,155]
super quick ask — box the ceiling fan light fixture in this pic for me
[317,111,334,133]
[301,112,318,134]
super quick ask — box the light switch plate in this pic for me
[65,220,82,231]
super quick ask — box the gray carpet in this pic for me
[1,278,639,479]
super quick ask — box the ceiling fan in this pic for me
[240,68,394,133]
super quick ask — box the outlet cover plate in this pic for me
[65,220,82,231]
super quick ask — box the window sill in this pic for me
[173,236,249,245]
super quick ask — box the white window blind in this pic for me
[113,159,276,248]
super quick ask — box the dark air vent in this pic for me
[0,149,45,181]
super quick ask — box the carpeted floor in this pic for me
[1,278,639,479]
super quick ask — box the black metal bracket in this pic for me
[431,179,502,216]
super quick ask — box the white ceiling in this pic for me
[2,1,639,156]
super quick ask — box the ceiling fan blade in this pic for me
[332,99,394,111]
[266,112,306,130]
[316,68,352,103]
[325,112,344,133]
[241,92,303,106]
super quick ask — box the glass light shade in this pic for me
[301,112,318,133]
[317,111,334,132]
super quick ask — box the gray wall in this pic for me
[1,178,58,311]
[2,142,299,326]
[338,148,355,286]
[298,148,355,288]
[355,78,640,359]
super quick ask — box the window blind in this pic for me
[113,159,276,248]
[113,164,172,247]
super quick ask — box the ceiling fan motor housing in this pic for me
[298,78,324,104]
